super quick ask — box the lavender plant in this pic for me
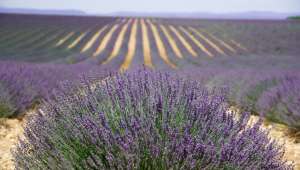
[257,76,300,129]
[14,69,292,169]
[199,68,300,130]
[0,61,111,118]
[235,71,281,112]
[0,83,16,117]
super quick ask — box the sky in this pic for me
[1,0,300,14]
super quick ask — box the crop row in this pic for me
[1,61,299,132]
[182,68,300,130]
[0,61,113,117]
[0,17,248,70]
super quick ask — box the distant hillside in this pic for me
[108,11,300,20]
[1,8,299,19]
[288,16,300,20]
[0,8,86,16]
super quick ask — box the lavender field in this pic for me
[0,13,300,169]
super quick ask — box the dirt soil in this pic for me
[0,114,299,170]
[0,118,23,170]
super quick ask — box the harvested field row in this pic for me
[0,17,248,70]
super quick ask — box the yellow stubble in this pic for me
[101,21,130,65]
[188,27,227,56]
[147,20,176,69]
[179,26,214,57]
[140,19,154,68]
[119,19,138,71]
[68,31,89,49]
[169,25,198,57]
[93,24,120,57]
[55,32,75,47]
[81,25,108,53]
[159,24,183,59]
[200,29,237,54]
[230,40,248,51]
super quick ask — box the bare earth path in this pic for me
[0,118,23,170]
[0,114,299,170]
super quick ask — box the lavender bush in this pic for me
[0,83,15,117]
[14,69,292,169]
[198,68,300,130]
[257,76,300,129]
[0,61,111,118]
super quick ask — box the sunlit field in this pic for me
[0,13,300,169]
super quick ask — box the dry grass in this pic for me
[169,25,198,57]
[147,20,177,69]
[120,19,138,71]
[159,24,183,58]
[81,25,108,53]
[68,31,89,49]
[179,26,214,57]
[141,19,154,68]
[0,118,23,170]
[189,27,227,56]
[103,21,130,65]
[93,24,119,57]
[55,32,75,47]
[200,28,237,54]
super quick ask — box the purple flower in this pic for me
[0,61,111,117]
[14,68,292,169]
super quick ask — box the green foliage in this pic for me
[0,84,15,118]
[288,16,300,20]
[0,103,13,118]
[243,78,278,110]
